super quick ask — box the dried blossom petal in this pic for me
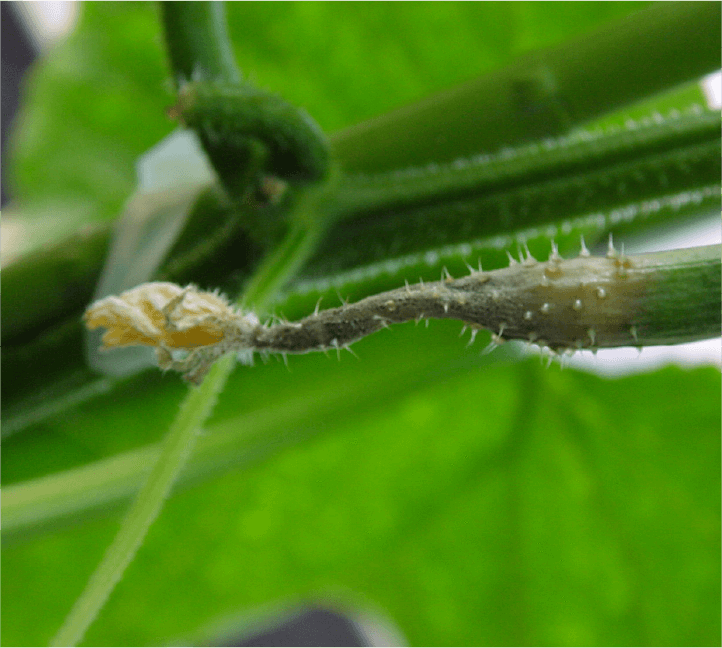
[84,282,231,350]
[84,282,266,383]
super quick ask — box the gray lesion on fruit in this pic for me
[85,240,669,383]
[457,252,643,351]
[252,242,650,357]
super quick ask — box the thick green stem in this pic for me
[332,2,721,173]
[311,111,721,275]
[330,111,721,221]
[635,244,722,345]
[159,1,241,85]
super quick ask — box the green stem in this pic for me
[241,218,326,312]
[311,111,721,275]
[332,2,721,173]
[50,352,234,647]
[330,111,721,220]
[635,244,722,345]
[159,1,241,85]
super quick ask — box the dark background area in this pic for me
[2,1,35,206]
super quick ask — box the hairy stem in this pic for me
[315,110,721,271]
[250,244,722,354]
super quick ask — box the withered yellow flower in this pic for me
[85,282,263,383]
[84,282,231,349]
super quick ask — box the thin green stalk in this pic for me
[241,218,327,311]
[50,352,234,647]
[51,218,323,647]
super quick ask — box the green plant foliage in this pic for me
[3,2,720,646]
[4,324,720,645]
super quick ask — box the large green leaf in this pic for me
[3,3,720,647]
[4,321,720,645]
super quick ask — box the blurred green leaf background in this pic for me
[3,2,720,646]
